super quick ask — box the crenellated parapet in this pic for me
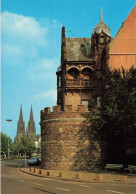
[40,105,88,122]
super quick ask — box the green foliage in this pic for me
[100,67,136,164]
[73,104,101,170]
[11,137,36,156]
[78,67,136,169]
[1,132,12,156]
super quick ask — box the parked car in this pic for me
[27,157,41,166]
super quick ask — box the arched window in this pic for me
[67,68,79,79]
[82,68,93,79]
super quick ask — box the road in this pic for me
[1,159,136,194]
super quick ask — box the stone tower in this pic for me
[40,8,111,170]
[17,105,25,140]
[27,106,36,140]
[56,7,111,111]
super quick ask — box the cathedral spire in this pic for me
[29,105,34,122]
[27,105,36,139]
[100,6,103,21]
[19,105,23,122]
[17,105,25,140]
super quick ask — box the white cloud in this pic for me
[2,11,47,46]
[34,89,57,102]
[27,57,59,81]
[1,11,62,69]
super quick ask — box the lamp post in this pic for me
[6,119,12,159]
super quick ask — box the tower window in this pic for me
[58,76,61,87]
[81,100,90,111]
[97,71,101,79]
[97,97,101,107]
[100,36,104,44]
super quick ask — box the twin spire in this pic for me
[17,105,36,140]
[19,105,34,123]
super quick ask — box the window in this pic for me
[81,100,90,111]
[58,76,61,87]
[82,68,93,80]
[97,71,101,79]
[97,97,101,108]
[68,68,79,80]
[100,36,104,44]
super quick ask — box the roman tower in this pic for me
[16,105,25,140]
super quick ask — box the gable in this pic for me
[108,5,136,70]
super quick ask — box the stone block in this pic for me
[120,176,127,182]
[35,169,40,174]
[75,173,82,179]
[30,168,35,173]
[96,175,103,181]
[64,105,72,112]
[59,172,65,178]
[78,105,85,113]
[53,106,60,113]
[44,107,51,114]
[47,171,53,176]
[40,169,45,175]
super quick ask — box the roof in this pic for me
[93,7,111,37]
[65,38,93,61]
[93,20,111,37]
[108,5,136,70]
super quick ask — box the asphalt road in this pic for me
[1,159,136,194]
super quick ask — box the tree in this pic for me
[77,67,136,169]
[11,137,36,156]
[1,132,12,157]
[97,67,136,165]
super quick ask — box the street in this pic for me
[1,160,136,194]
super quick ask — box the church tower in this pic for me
[91,7,111,67]
[17,105,25,140]
[27,106,36,140]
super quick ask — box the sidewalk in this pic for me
[20,167,136,184]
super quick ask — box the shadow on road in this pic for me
[32,187,56,194]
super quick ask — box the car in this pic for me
[27,157,41,166]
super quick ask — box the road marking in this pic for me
[43,178,52,181]
[33,183,44,186]
[106,190,125,194]
[56,188,71,192]
[79,184,90,188]
[54,180,68,183]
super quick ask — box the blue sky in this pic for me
[1,0,136,140]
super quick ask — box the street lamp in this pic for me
[6,119,12,159]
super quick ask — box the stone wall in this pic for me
[40,105,87,170]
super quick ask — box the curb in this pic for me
[19,168,136,185]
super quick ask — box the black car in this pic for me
[28,157,41,166]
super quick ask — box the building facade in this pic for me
[40,8,111,170]
[40,5,136,170]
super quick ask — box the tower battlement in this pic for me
[41,105,88,121]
